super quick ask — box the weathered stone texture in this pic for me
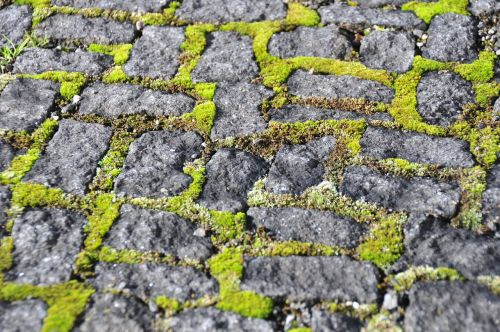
[269,105,394,123]
[482,163,500,231]
[360,31,414,73]
[0,141,15,171]
[0,300,47,332]
[311,309,363,332]
[52,0,169,12]
[0,6,32,48]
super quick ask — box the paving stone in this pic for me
[78,82,195,118]
[166,307,275,332]
[52,0,169,12]
[5,208,86,285]
[75,293,155,332]
[0,5,32,48]
[469,0,500,16]
[241,256,380,302]
[198,148,269,213]
[360,30,414,73]
[192,31,258,83]
[360,126,475,168]
[0,300,47,332]
[319,3,426,30]
[340,166,461,218]
[91,263,218,302]
[177,0,286,24]
[210,82,273,140]
[483,163,500,231]
[287,70,395,103]
[0,141,15,171]
[24,119,112,195]
[311,309,363,332]
[0,186,9,232]
[104,204,213,260]
[269,104,394,123]
[36,14,136,45]
[398,214,500,278]
[0,78,59,132]
[268,26,353,59]
[357,0,432,7]
[247,207,368,248]
[13,48,113,75]
[265,136,336,195]
[114,130,203,198]
[405,281,500,332]
[423,13,478,63]
[416,71,475,127]
[123,26,184,80]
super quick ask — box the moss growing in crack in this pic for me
[358,213,406,268]
[84,193,122,251]
[209,211,246,242]
[194,82,216,100]
[0,237,13,271]
[166,163,206,213]
[216,290,274,319]
[139,1,180,26]
[474,82,500,107]
[288,328,311,332]
[0,281,94,332]
[450,122,499,167]
[285,2,320,27]
[102,66,130,83]
[0,119,58,185]
[156,296,181,315]
[11,182,69,208]
[21,71,86,101]
[388,266,464,292]
[88,43,132,65]
[14,0,50,7]
[365,310,402,332]
[254,239,342,257]
[327,301,378,320]
[182,101,216,136]
[455,51,496,84]
[402,0,469,24]
[452,166,486,231]
[477,276,500,295]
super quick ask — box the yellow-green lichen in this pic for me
[402,0,469,24]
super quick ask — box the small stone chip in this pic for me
[0,78,59,132]
[78,82,195,118]
[91,263,218,302]
[0,6,32,48]
[241,256,380,302]
[340,166,461,218]
[52,0,170,12]
[6,208,87,285]
[24,119,113,195]
[123,26,184,80]
[287,70,395,103]
[104,204,213,260]
[115,130,203,198]
[0,300,47,332]
[247,207,368,248]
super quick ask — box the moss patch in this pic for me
[388,266,464,292]
[11,182,69,208]
[88,44,132,65]
[20,71,86,101]
[182,101,216,136]
[402,0,469,24]
[285,3,320,27]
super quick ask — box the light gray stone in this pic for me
[52,0,170,12]
[469,0,500,16]
[0,300,47,332]
[114,130,203,198]
[24,119,112,195]
[0,78,59,132]
[0,6,32,48]
[78,82,195,118]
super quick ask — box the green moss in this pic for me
[388,266,464,292]
[209,211,246,242]
[166,163,206,212]
[156,296,181,314]
[285,2,320,27]
[0,237,13,271]
[208,248,244,290]
[365,310,402,332]
[11,182,68,208]
[88,44,132,65]
[327,302,378,320]
[252,238,341,257]
[217,290,273,319]
[14,0,50,8]
[477,276,500,296]
[84,193,122,251]
[450,123,499,167]
[358,213,406,268]
[474,82,500,107]
[21,71,86,101]
[0,281,94,332]
[402,0,469,24]
[455,51,496,83]
[194,82,216,100]
[182,101,216,135]
[288,328,311,332]
[102,66,130,83]
[140,2,179,25]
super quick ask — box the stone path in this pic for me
[0,0,499,331]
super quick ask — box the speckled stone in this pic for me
[0,5,32,48]
[269,105,394,123]
[52,0,170,12]
[0,300,47,332]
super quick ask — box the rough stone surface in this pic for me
[192,31,258,83]
[423,13,478,63]
[265,136,336,195]
[319,3,426,30]
[288,70,395,103]
[210,82,273,140]
[104,204,213,260]
[75,293,155,332]
[311,309,363,332]
[0,186,10,229]
[241,256,380,302]
[24,119,112,195]
[340,166,461,218]
[268,26,353,60]
[269,105,394,123]
[79,82,195,118]
[360,126,476,168]
[0,78,59,132]
[247,207,368,248]
[91,263,218,302]
[482,163,500,231]
[416,71,475,127]
[52,0,170,12]
[36,14,136,45]
[177,0,286,24]
[360,30,414,73]
[198,149,269,212]
[0,300,47,332]
[5,208,86,285]
[123,26,184,80]
[13,48,113,75]
[0,141,15,171]
[166,307,275,332]
[0,5,32,48]
[405,281,500,332]
[399,214,500,278]
[114,130,203,198]
[469,0,500,16]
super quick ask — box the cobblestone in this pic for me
[269,105,394,123]
[52,0,169,12]
[360,31,414,73]
[0,186,10,230]
[311,309,363,332]
[0,6,32,48]
[482,163,500,232]
[0,300,47,332]
[0,141,15,171]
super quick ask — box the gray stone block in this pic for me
[311,309,363,332]
[0,141,15,171]
[0,5,32,48]
[0,300,47,332]
[269,105,394,123]
[52,0,170,12]
[483,163,500,232]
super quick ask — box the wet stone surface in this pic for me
[0,300,47,332]
[0,6,32,48]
